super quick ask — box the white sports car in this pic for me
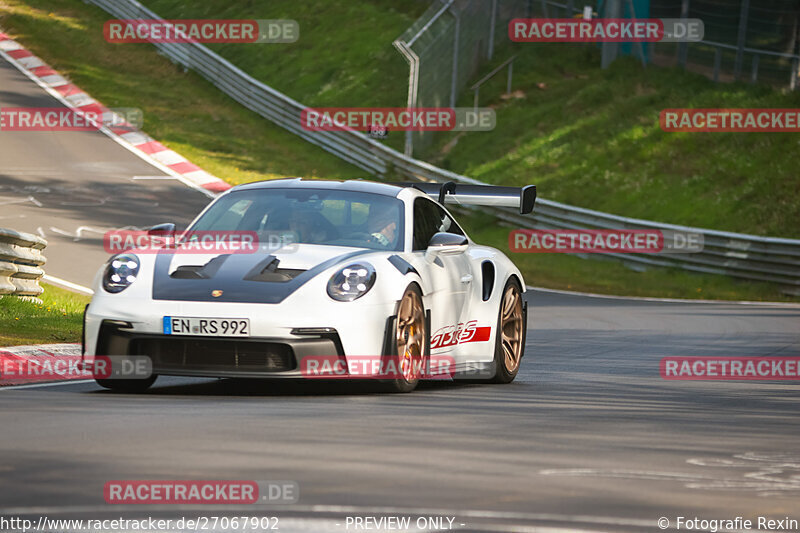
[82,178,535,393]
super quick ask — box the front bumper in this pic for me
[92,320,345,378]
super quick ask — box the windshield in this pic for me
[189,187,404,251]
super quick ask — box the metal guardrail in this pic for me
[86,0,800,291]
[0,229,47,298]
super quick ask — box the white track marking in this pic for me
[0,380,94,390]
[48,226,107,240]
[42,274,93,295]
[541,452,800,495]
[0,195,41,207]
[528,285,800,307]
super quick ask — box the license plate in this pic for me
[163,316,250,337]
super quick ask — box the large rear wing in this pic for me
[396,181,536,215]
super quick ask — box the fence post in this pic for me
[750,54,759,83]
[713,47,721,82]
[393,40,419,157]
[677,0,690,68]
[734,0,749,80]
[449,5,461,108]
[791,58,799,90]
[507,59,514,94]
[601,0,621,68]
[488,0,498,61]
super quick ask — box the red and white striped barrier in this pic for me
[0,343,83,386]
[0,31,230,193]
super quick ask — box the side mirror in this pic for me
[147,223,177,249]
[425,232,468,261]
[148,223,176,235]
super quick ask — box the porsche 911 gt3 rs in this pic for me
[83,178,536,393]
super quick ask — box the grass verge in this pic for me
[0,284,90,346]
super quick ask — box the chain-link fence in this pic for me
[650,0,800,87]
[393,0,531,156]
[394,0,800,156]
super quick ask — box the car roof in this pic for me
[231,178,407,198]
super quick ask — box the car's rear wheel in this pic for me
[383,285,426,393]
[95,375,157,393]
[491,280,524,383]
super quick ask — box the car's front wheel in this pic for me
[95,375,157,393]
[491,279,524,383]
[382,284,427,393]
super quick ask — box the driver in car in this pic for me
[367,208,398,249]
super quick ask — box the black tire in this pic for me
[95,375,157,393]
[491,279,525,383]
[381,284,427,393]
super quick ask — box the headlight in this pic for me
[327,263,376,302]
[102,253,140,293]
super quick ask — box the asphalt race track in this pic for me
[0,58,211,287]
[1,291,799,531]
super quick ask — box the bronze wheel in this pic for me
[492,280,524,383]
[396,286,425,382]
[384,285,426,392]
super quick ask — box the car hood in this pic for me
[151,243,381,303]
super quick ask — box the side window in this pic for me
[436,206,464,236]
[413,198,442,251]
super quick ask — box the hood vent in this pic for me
[170,255,228,279]
[245,256,305,283]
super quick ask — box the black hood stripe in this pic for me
[152,249,375,303]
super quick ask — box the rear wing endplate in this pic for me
[396,181,536,215]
